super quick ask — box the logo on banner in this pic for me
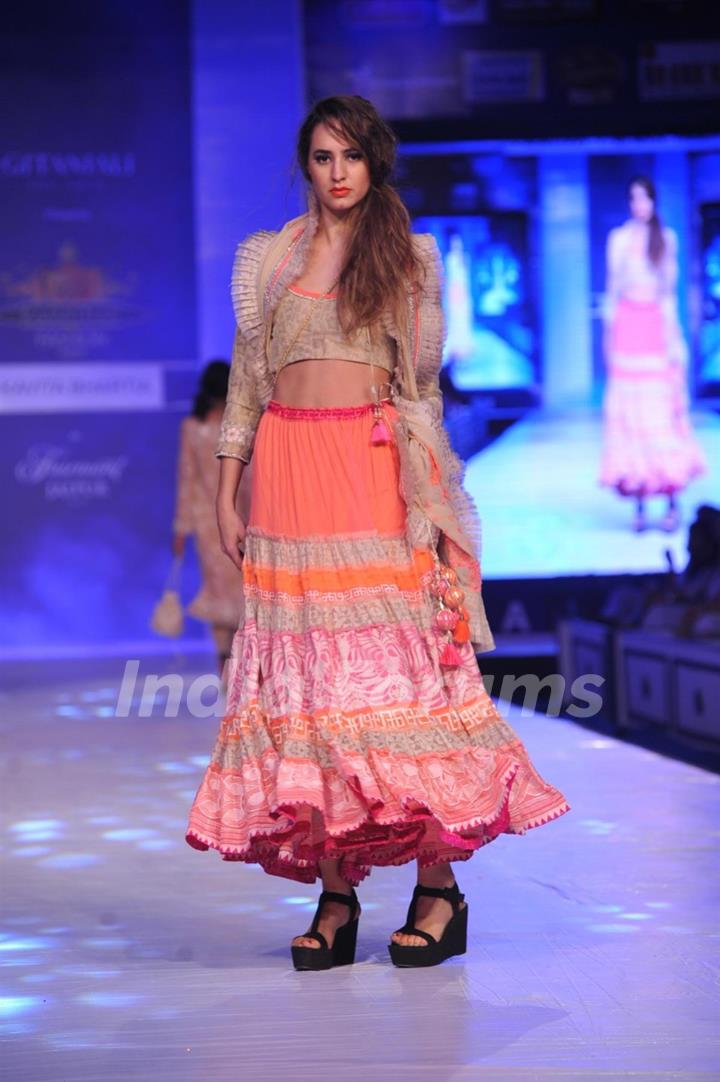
[0,151,136,178]
[461,50,545,103]
[14,431,129,503]
[638,41,720,101]
[0,242,140,359]
[0,364,165,413]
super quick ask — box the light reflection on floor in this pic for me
[1,665,719,1080]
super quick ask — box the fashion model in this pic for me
[599,176,707,532]
[186,96,570,970]
[444,233,475,365]
[173,361,249,674]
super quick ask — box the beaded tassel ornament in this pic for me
[367,365,466,666]
[370,400,392,444]
[369,360,393,445]
[429,553,470,668]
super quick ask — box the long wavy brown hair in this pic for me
[296,95,425,341]
[629,175,666,267]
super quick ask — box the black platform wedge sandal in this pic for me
[388,882,468,968]
[291,888,361,971]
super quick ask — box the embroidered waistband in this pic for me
[267,400,379,420]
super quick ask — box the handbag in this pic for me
[149,555,185,638]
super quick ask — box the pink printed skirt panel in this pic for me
[186,400,571,884]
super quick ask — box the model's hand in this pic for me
[217,500,246,570]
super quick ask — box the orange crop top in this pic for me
[267,285,397,375]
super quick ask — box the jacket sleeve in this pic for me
[216,230,276,463]
[216,326,264,463]
[413,233,447,422]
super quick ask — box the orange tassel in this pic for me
[453,619,470,644]
[439,641,462,667]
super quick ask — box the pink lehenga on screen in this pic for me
[599,177,707,525]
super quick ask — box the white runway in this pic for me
[2,660,719,1080]
[465,406,720,579]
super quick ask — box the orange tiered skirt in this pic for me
[186,400,570,884]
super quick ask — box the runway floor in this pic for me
[1,660,719,1081]
[465,405,720,579]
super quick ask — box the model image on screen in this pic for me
[599,176,707,532]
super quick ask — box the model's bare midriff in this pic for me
[272,358,391,408]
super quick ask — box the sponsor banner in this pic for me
[0,363,165,413]
[306,0,716,136]
[461,50,545,104]
[0,5,196,363]
[0,410,202,649]
[638,41,720,101]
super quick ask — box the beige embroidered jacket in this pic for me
[217,194,495,653]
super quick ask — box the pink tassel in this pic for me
[439,640,462,667]
[370,418,391,445]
